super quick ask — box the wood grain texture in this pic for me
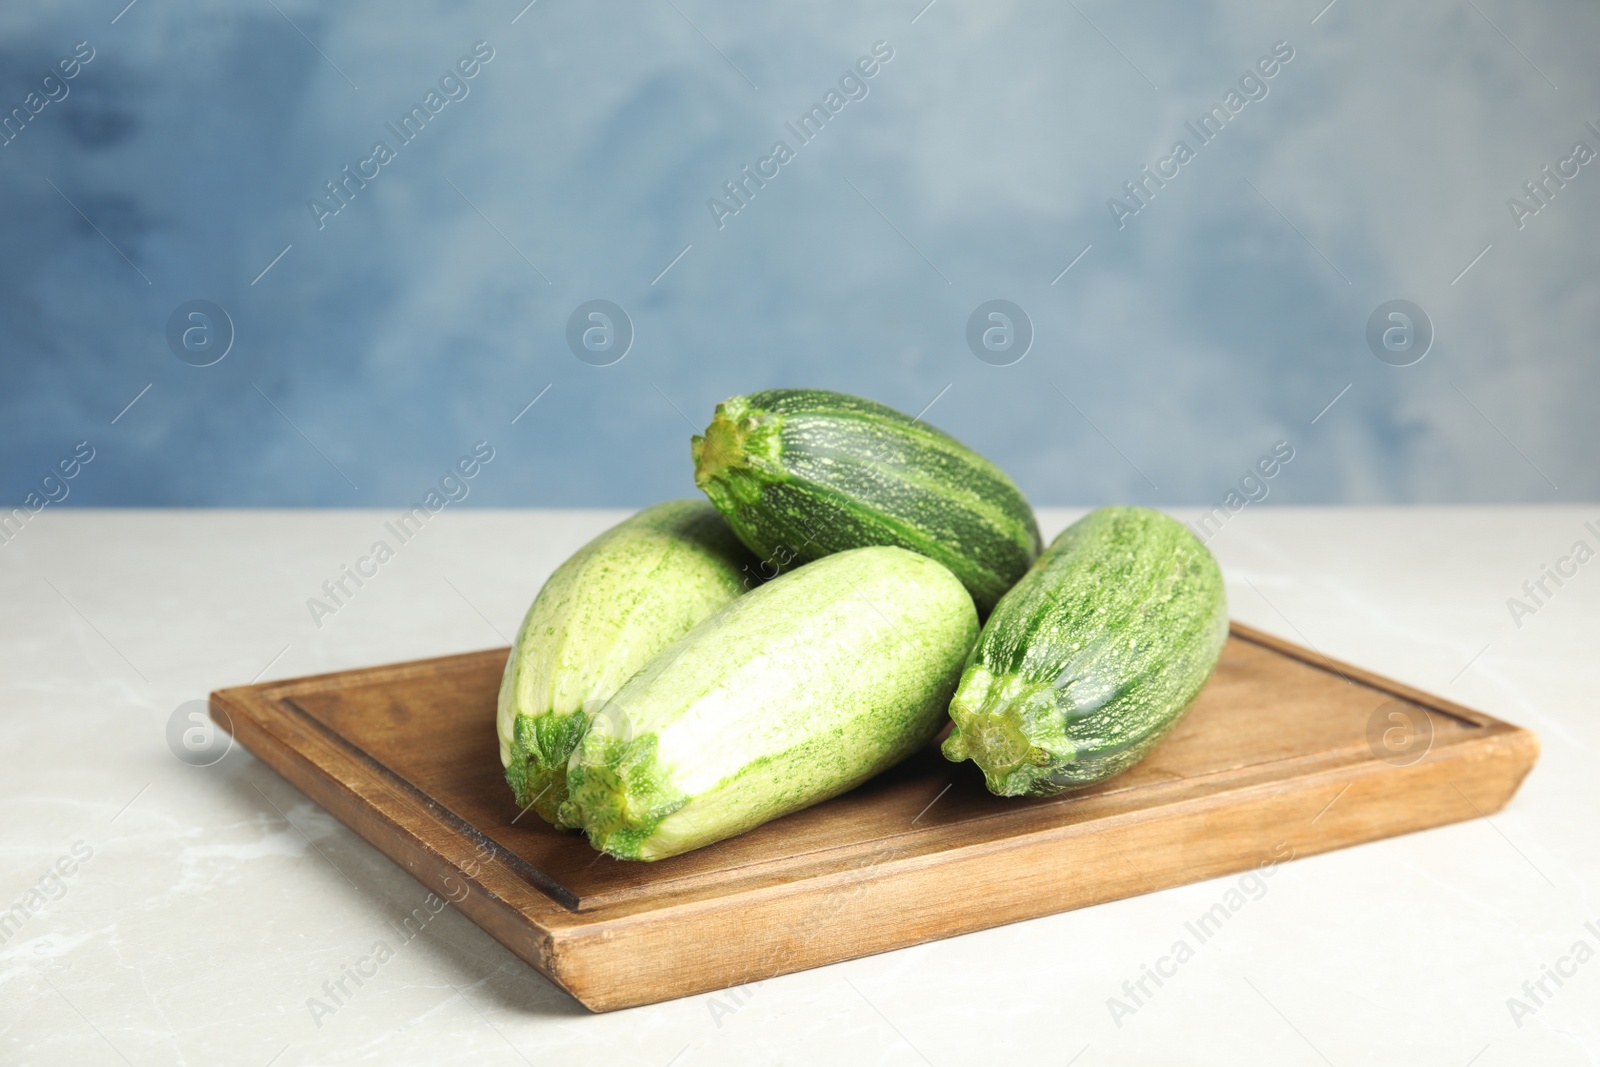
[210,622,1538,1011]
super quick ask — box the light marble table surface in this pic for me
[1,508,1596,1066]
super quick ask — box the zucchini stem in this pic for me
[691,397,783,511]
[562,731,688,860]
[508,711,589,827]
[942,666,1071,797]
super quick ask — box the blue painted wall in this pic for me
[2,0,1595,507]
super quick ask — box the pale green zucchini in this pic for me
[496,500,752,826]
[942,506,1228,796]
[560,546,979,860]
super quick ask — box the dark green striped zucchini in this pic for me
[942,506,1228,796]
[691,389,1041,615]
[496,500,752,826]
[560,547,978,860]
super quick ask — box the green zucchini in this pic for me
[942,506,1228,796]
[560,546,978,860]
[691,388,1041,615]
[496,500,753,826]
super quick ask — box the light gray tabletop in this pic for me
[2,507,1594,1065]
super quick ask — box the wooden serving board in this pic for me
[211,622,1536,1012]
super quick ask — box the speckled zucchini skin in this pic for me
[561,546,979,860]
[496,500,753,826]
[691,389,1041,615]
[942,506,1228,797]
